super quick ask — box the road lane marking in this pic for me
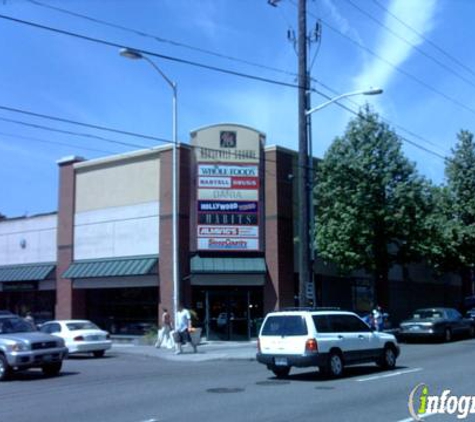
[396,411,438,422]
[356,368,423,382]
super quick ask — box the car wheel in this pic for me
[42,362,62,377]
[93,350,105,358]
[0,354,11,381]
[271,366,290,379]
[469,326,475,338]
[377,346,397,369]
[444,328,452,342]
[324,351,344,378]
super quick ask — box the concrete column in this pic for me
[56,156,85,319]
[159,146,191,322]
[264,147,295,312]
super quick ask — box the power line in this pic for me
[0,129,116,155]
[372,0,475,80]
[25,0,299,80]
[292,2,475,118]
[0,115,154,150]
[313,78,450,156]
[343,0,475,90]
[0,13,448,162]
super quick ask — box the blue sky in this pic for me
[1,0,474,217]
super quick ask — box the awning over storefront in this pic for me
[191,257,267,274]
[63,256,158,279]
[190,257,266,286]
[0,263,55,282]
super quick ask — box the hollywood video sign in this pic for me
[192,127,263,252]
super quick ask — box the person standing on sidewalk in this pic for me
[155,308,173,349]
[174,303,194,355]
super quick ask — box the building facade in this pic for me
[0,123,462,338]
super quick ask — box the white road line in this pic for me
[396,411,438,422]
[356,368,423,382]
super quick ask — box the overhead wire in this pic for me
[343,0,475,90]
[372,0,475,80]
[0,12,448,163]
[291,1,475,117]
[0,130,116,155]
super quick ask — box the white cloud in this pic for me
[352,0,438,97]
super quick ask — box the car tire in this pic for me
[377,345,397,369]
[42,362,62,377]
[93,350,105,358]
[0,354,11,381]
[323,351,344,378]
[468,326,475,338]
[444,328,452,342]
[271,366,290,379]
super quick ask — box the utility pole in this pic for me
[297,0,311,307]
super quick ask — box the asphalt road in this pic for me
[1,338,475,422]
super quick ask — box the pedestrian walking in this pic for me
[155,308,173,349]
[372,305,384,331]
[173,303,196,354]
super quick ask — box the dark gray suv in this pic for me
[0,314,68,381]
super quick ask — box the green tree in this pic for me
[439,130,475,298]
[315,107,432,309]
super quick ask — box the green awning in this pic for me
[0,263,55,282]
[190,257,266,274]
[63,256,158,279]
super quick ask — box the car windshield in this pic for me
[261,315,308,336]
[66,321,100,331]
[0,317,36,334]
[412,310,444,319]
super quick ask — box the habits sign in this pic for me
[191,125,264,252]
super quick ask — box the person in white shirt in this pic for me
[174,303,194,354]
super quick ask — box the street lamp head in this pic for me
[363,88,383,96]
[119,48,143,60]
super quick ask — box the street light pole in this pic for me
[120,48,180,325]
[306,88,383,116]
[297,0,310,308]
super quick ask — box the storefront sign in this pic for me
[198,164,258,177]
[197,189,258,201]
[192,125,264,252]
[197,225,259,238]
[198,214,258,225]
[197,201,258,213]
[197,238,259,251]
[198,177,232,189]
[2,281,37,292]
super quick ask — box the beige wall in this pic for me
[75,152,160,213]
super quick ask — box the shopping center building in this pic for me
[0,123,462,339]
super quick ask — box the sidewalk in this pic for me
[112,339,258,362]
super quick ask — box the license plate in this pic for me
[89,335,99,341]
[409,326,421,331]
[42,354,52,362]
[275,357,288,366]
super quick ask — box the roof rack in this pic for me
[281,307,341,312]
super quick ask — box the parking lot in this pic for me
[1,338,474,422]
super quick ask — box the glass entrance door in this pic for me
[206,290,250,341]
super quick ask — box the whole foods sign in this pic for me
[191,125,264,252]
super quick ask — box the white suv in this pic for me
[256,309,399,378]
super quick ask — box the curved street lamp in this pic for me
[120,48,179,326]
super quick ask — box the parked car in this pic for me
[256,309,400,379]
[40,320,112,358]
[466,308,475,320]
[0,314,68,381]
[399,307,475,342]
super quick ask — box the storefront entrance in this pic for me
[192,287,263,341]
